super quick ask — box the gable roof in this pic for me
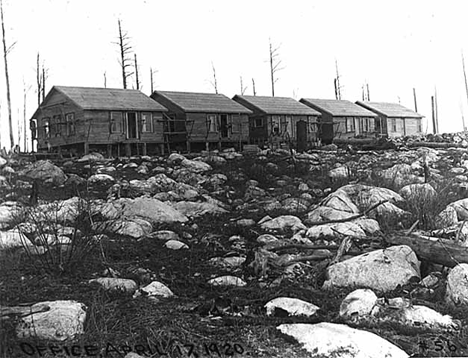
[356,101,424,118]
[300,98,377,117]
[233,95,320,116]
[44,86,168,112]
[152,91,252,114]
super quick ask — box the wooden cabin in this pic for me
[150,91,252,152]
[232,95,321,151]
[355,101,424,138]
[30,86,168,156]
[299,98,378,144]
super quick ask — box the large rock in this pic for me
[399,183,437,201]
[447,198,468,220]
[339,289,379,319]
[181,158,212,172]
[265,297,319,317]
[260,215,306,233]
[89,278,138,293]
[18,160,67,185]
[277,323,408,358]
[170,201,228,218]
[306,206,356,224]
[0,229,28,249]
[103,197,188,224]
[445,263,468,306]
[16,300,86,341]
[321,190,359,214]
[134,281,174,298]
[323,245,420,292]
[0,201,21,228]
[306,218,380,239]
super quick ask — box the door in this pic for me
[125,112,138,139]
[220,114,228,138]
[296,120,307,152]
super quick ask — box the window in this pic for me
[51,115,62,136]
[110,112,123,133]
[66,113,75,136]
[346,117,355,132]
[43,118,50,138]
[391,118,397,132]
[253,117,263,128]
[363,118,369,132]
[207,114,218,133]
[141,112,152,133]
[30,119,37,139]
[231,115,241,133]
[272,115,280,134]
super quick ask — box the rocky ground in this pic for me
[1,143,468,358]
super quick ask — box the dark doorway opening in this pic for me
[126,112,138,139]
[220,114,228,138]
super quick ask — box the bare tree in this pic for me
[334,59,342,100]
[252,78,257,96]
[1,0,14,148]
[134,53,140,90]
[23,81,31,152]
[269,38,283,97]
[240,76,248,95]
[150,67,158,94]
[115,19,133,89]
[36,53,48,104]
[210,61,218,94]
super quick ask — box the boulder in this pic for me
[0,229,28,249]
[181,158,212,172]
[0,201,20,228]
[147,230,180,241]
[104,197,188,225]
[88,174,115,184]
[170,201,228,218]
[134,281,174,298]
[447,198,468,220]
[277,323,408,358]
[89,278,138,293]
[306,206,356,224]
[445,263,468,306]
[339,289,379,319]
[0,156,7,167]
[323,245,420,292]
[207,276,246,287]
[260,215,306,233]
[265,297,319,317]
[399,183,437,201]
[209,256,246,269]
[321,190,359,214]
[328,166,350,180]
[77,152,105,162]
[18,160,67,185]
[16,300,86,341]
[164,240,189,250]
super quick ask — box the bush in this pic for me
[15,198,108,275]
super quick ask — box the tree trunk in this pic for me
[0,0,13,149]
[384,233,468,268]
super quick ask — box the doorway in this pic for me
[220,114,228,138]
[126,112,138,139]
[296,120,307,152]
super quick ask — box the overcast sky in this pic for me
[1,0,468,150]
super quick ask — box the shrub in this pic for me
[15,198,109,275]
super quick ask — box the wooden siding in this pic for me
[249,114,320,147]
[187,112,249,143]
[330,116,376,141]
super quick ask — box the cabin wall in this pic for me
[34,99,85,150]
[331,116,376,140]
[186,112,249,143]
